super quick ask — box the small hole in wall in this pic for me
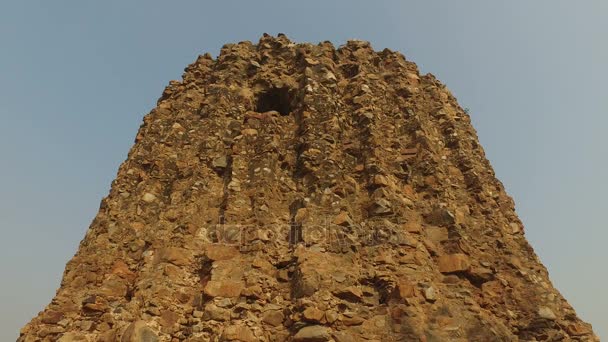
[256,87,292,116]
[340,63,359,78]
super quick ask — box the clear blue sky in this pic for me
[1,1,606,340]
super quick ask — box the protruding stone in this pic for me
[394,280,417,299]
[370,198,393,215]
[332,331,356,342]
[403,221,421,233]
[341,315,365,326]
[58,332,87,342]
[425,226,449,242]
[293,325,331,342]
[294,207,308,224]
[303,307,325,322]
[372,174,390,187]
[333,211,353,227]
[468,266,494,282]
[112,260,136,281]
[325,310,339,324]
[438,254,471,273]
[121,321,158,342]
[156,247,192,266]
[426,208,455,226]
[538,306,557,320]
[205,245,239,261]
[262,310,284,327]
[424,286,438,302]
[324,71,337,82]
[204,280,244,298]
[203,303,231,321]
[141,193,157,203]
[241,128,258,136]
[305,58,319,66]
[41,310,64,324]
[212,156,229,169]
[222,324,256,342]
[333,286,363,302]
[160,310,180,327]
[242,285,263,299]
[508,222,522,234]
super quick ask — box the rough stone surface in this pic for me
[19,34,597,341]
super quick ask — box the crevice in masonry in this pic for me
[217,154,233,227]
[292,84,313,181]
[285,80,308,246]
[289,199,304,245]
[197,257,214,304]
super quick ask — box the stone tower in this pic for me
[19,34,597,341]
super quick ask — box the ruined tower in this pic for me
[19,34,597,341]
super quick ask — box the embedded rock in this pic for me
[293,325,331,342]
[438,253,471,273]
[121,321,158,342]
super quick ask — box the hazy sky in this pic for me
[1,1,606,340]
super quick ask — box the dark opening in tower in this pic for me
[256,87,292,116]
